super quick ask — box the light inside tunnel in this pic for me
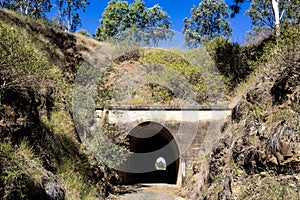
[155,157,167,170]
[118,121,180,185]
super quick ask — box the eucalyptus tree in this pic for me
[56,0,90,32]
[95,0,129,41]
[0,0,89,32]
[231,0,300,34]
[183,0,232,47]
[95,0,173,46]
[0,0,51,18]
[146,4,173,47]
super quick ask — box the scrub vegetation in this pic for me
[0,0,300,198]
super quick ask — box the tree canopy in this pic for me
[0,0,89,32]
[94,0,173,47]
[231,0,300,34]
[94,0,129,41]
[182,0,232,47]
[146,5,174,47]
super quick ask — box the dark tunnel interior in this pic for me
[118,122,180,185]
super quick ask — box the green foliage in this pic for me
[248,21,300,68]
[142,4,174,47]
[0,0,89,32]
[0,0,51,18]
[232,0,300,34]
[277,22,300,65]
[40,110,107,199]
[246,0,280,30]
[143,49,196,77]
[138,48,228,104]
[0,142,25,199]
[149,84,173,103]
[142,49,210,103]
[57,159,95,200]
[0,10,113,198]
[183,0,232,47]
[95,0,173,46]
[95,0,129,41]
[84,124,130,169]
[180,47,228,102]
[0,141,42,199]
[121,0,148,30]
[205,37,253,91]
[0,22,51,91]
[285,0,300,23]
[76,29,90,37]
[0,21,72,109]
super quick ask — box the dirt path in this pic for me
[108,184,187,200]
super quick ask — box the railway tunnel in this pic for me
[118,121,180,185]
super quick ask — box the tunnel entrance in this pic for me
[118,122,180,185]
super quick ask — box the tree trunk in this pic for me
[272,0,280,35]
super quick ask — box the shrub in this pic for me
[0,141,43,200]
[0,22,51,91]
[76,29,90,37]
[142,49,209,103]
[205,37,253,91]
[277,22,300,65]
[83,124,130,169]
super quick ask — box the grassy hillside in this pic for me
[0,9,116,199]
[95,47,228,108]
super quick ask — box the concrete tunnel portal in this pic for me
[118,121,180,185]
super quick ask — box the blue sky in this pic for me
[74,0,252,43]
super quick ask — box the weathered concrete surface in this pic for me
[95,107,231,185]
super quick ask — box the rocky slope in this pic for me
[186,49,300,199]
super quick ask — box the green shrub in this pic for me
[205,37,254,91]
[0,141,42,200]
[0,22,51,90]
[83,124,130,169]
[76,29,90,37]
[181,47,227,102]
[142,49,209,103]
[277,22,300,65]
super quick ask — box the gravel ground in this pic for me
[108,184,186,200]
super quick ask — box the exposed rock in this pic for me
[217,174,232,200]
[271,62,300,105]
[192,163,200,174]
[42,175,65,200]
[192,59,300,199]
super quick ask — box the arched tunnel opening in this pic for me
[118,122,180,185]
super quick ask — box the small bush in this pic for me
[76,29,90,37]
[277,22,300,65]
[0,22,51,91]
[205,37,254,91]
[83,124,130,169]
[0,141,43,200]
[142,49,209,103]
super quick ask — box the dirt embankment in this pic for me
[0,9,117,199]
[186,59,300,199]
